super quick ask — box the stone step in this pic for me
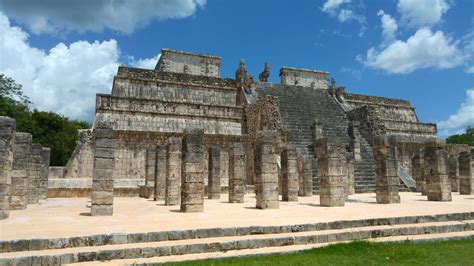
[73,230,474,265]
[1,220,472,265]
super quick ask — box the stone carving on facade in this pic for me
[77,129,93,145]
[245,96,285,142]
[235,58,254,94]
[258,62,270,82]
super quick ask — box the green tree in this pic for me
[0,73,90,166]
[446,127,474,146]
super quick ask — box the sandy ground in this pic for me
[1,192,473,240]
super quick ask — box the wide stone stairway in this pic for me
[256,84,376,193]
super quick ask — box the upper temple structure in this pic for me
[47,48,440,196]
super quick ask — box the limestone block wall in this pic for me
[9,132,31,210]
[63,129,94,179]
[155,49,221,78]
[458,149,474,195]
[279,67,329,89]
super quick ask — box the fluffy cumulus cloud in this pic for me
[364,28,464,74]
[397,0,450,28]
[321,0,351,15]
[437,89,474,137]
[377,10,398,45]
[0,12,158,121]
[0,0,205,34]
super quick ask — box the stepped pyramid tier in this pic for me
[51,48,440,196]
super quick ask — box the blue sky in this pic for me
[0,0,473,137]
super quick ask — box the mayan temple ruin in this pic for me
[1,49,473,264]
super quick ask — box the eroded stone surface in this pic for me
[0,116,16,219]
[181,128,205,213]
[255,130,279,209]
[373,136,400,204]
[229,143,245,203]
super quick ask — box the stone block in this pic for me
[181,128,205,212]
[208,145,221,199]
[458,150,473,195]
[373,136,400,204]
[154,144,167,200]
[229,142,245,203]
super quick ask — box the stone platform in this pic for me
[0,193,473,265]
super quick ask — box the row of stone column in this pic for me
[0,116,51,220]
[411,141,473,199]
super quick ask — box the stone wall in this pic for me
[27,144,43,204]
[279,67,329,89]
[458,149,473,195]
[155,49,221,78]
[38,148,50,200]
[63,129,94,179]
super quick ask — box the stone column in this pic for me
[91,122,116,216]
[373,136,400,204]
[208,145,221,199]
[303,158,313,196]
[448,155,460,192]
[316,138,347,207]
[9,132,31,210]
[0,117,16,219]
[229,142,245,203]
[38,147,50,200]
[27,144,43,204]
[346,152,355,195]
[255,130,279,209]
[458,149,473,195]
[424,141,451,201]
[281,147,298,202]
[220,149,229,190]
[165,137,181,206]
[349,121,362,161]
[297,155,305,196]
[412,147,426,195]
[154,145,167,201]
[142,145,156,199]
[180,128,205,213]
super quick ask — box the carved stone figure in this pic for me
[335,85,346,102]
[259,62,270,82]
[329,78,336,96]
[235,58,247,86]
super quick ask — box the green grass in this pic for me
[166,238,474,266]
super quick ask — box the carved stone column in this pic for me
[154,145,167,201]
[208,145,221,199]
[165,137,181,206]
[9,132,31,210]
[424,141,451,201]
[316,138,347,207]
[180,128,205,213]
[448,155,460,192]
[281,147,298,202]
[346,152,355,195]
[458,148,473,195]
[28,144,43,205]
[255,130,279,209]
[142,145,156,199]
[229,143,245,203]
[38,147,50,200]
[91,122,116,216]
[373,136,400,204]
[0,117,16,219]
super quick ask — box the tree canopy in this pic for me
[446,127,474,146]
[0,74,90,166]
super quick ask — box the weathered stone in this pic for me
[166,137,182,205]
[424,140,452,201]
[91,121,116,216]
[181,128,205,212]
[412,147,426,194]
[27,143,43,205]
[448,155,460,192]
[373,136,400,204]
[0,117,15,218]
[9,132,31,210]
[281,147,298,202]
[229,142,245,203]
[207,145,221,199]
[143,145,156,199]
[38,147,50,200]
[316,138,347,207]
[255,130,279,209]
[346,152,355,195]
[154,144,167,201]
[458,149,474,195]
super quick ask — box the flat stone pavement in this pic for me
[1,192,473,241]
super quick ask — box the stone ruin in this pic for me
[1,48,470,219]
[0,116,51,220]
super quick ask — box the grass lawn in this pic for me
[166,238,474,266]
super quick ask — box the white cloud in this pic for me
[322,0,351,15]
[130,54,162,70]
[397,0,450,28]
[364,28,464,74]
[377,10,398,45]
[466,66,474,74]
[0,0,206,34]
[437,89,474,137]
[337,9,365,23]
[0,12,116,122]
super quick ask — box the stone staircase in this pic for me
[1,212,472,265]
[256,85,376,193]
